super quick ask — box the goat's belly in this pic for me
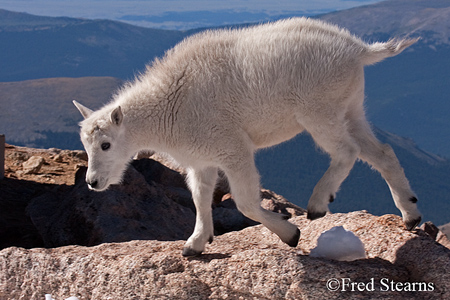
[247,117,304,149]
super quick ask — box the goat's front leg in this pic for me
[183,167,218,257]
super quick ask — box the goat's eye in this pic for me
[101,142,111,151]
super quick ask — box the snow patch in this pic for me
[45,295,79,300]
[310,226,366,261]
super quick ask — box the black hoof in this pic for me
[405,216,421,231]
[208,236,214,244]
[282,213,291,220]
[285,228,301,247]
[409,196,418,203]
[307,210,326,220]
[182,247,203,257]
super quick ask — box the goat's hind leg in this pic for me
[183,167,218,256]
[223,153,300,247]
[350,120,421,230]
[305,123,361,220]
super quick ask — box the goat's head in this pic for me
[73,100,130,191]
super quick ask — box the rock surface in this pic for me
[2,144,450,299]
[2,212,450,300]
[4,144,88,185]
[439,222,450,241]
[22,155,46,174]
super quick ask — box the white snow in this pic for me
[309,226,366,261]
[45,295,79,300]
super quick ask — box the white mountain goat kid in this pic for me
[73,18,422,256]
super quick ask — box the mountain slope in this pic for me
[1,1,450,156]
[318,0,450,157]
[255,126,450,226]
[0,9,187,82]
[0,77,122,149]
[320,0,450,43]
[0,8,85,31]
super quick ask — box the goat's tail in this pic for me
[362,37,420,65]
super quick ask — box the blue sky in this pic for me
[0,0,384,29]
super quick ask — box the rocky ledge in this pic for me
[2,212,450,299]
[1,145,450,299]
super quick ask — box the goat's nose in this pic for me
[87,179,98,189]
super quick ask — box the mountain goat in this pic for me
[74,17,421,256]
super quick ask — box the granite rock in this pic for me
[2,212,449,300]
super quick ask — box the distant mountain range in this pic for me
[1,0,449,157]
[119,9,324,30]
[0,9,185,82]
[0,0,384,30]
[1,0,449,225]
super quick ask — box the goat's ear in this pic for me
[111,106,123,126]
[73,100,93,119]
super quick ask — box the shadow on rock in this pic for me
[27,163,196,247]
[393,231,450,298]
[2,157,306,249]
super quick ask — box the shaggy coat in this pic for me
[74,18,421,256]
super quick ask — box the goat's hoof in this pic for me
[307,210,326,220]
[182,247,203,257]
[285,228,301,247]
[405,216,421,231]
[282,213,291,220]
[409,196,418,203]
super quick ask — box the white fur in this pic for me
[74,18,421,255]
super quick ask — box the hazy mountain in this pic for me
[0,0,384,30]
[318,0,450,157]
[0,9,187,82]
[0,9,85,31]
[319,0,450,43]
[256,128,450,226]
[1,1,449,156]
[0,77,122,149]
[119,9,316,30]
